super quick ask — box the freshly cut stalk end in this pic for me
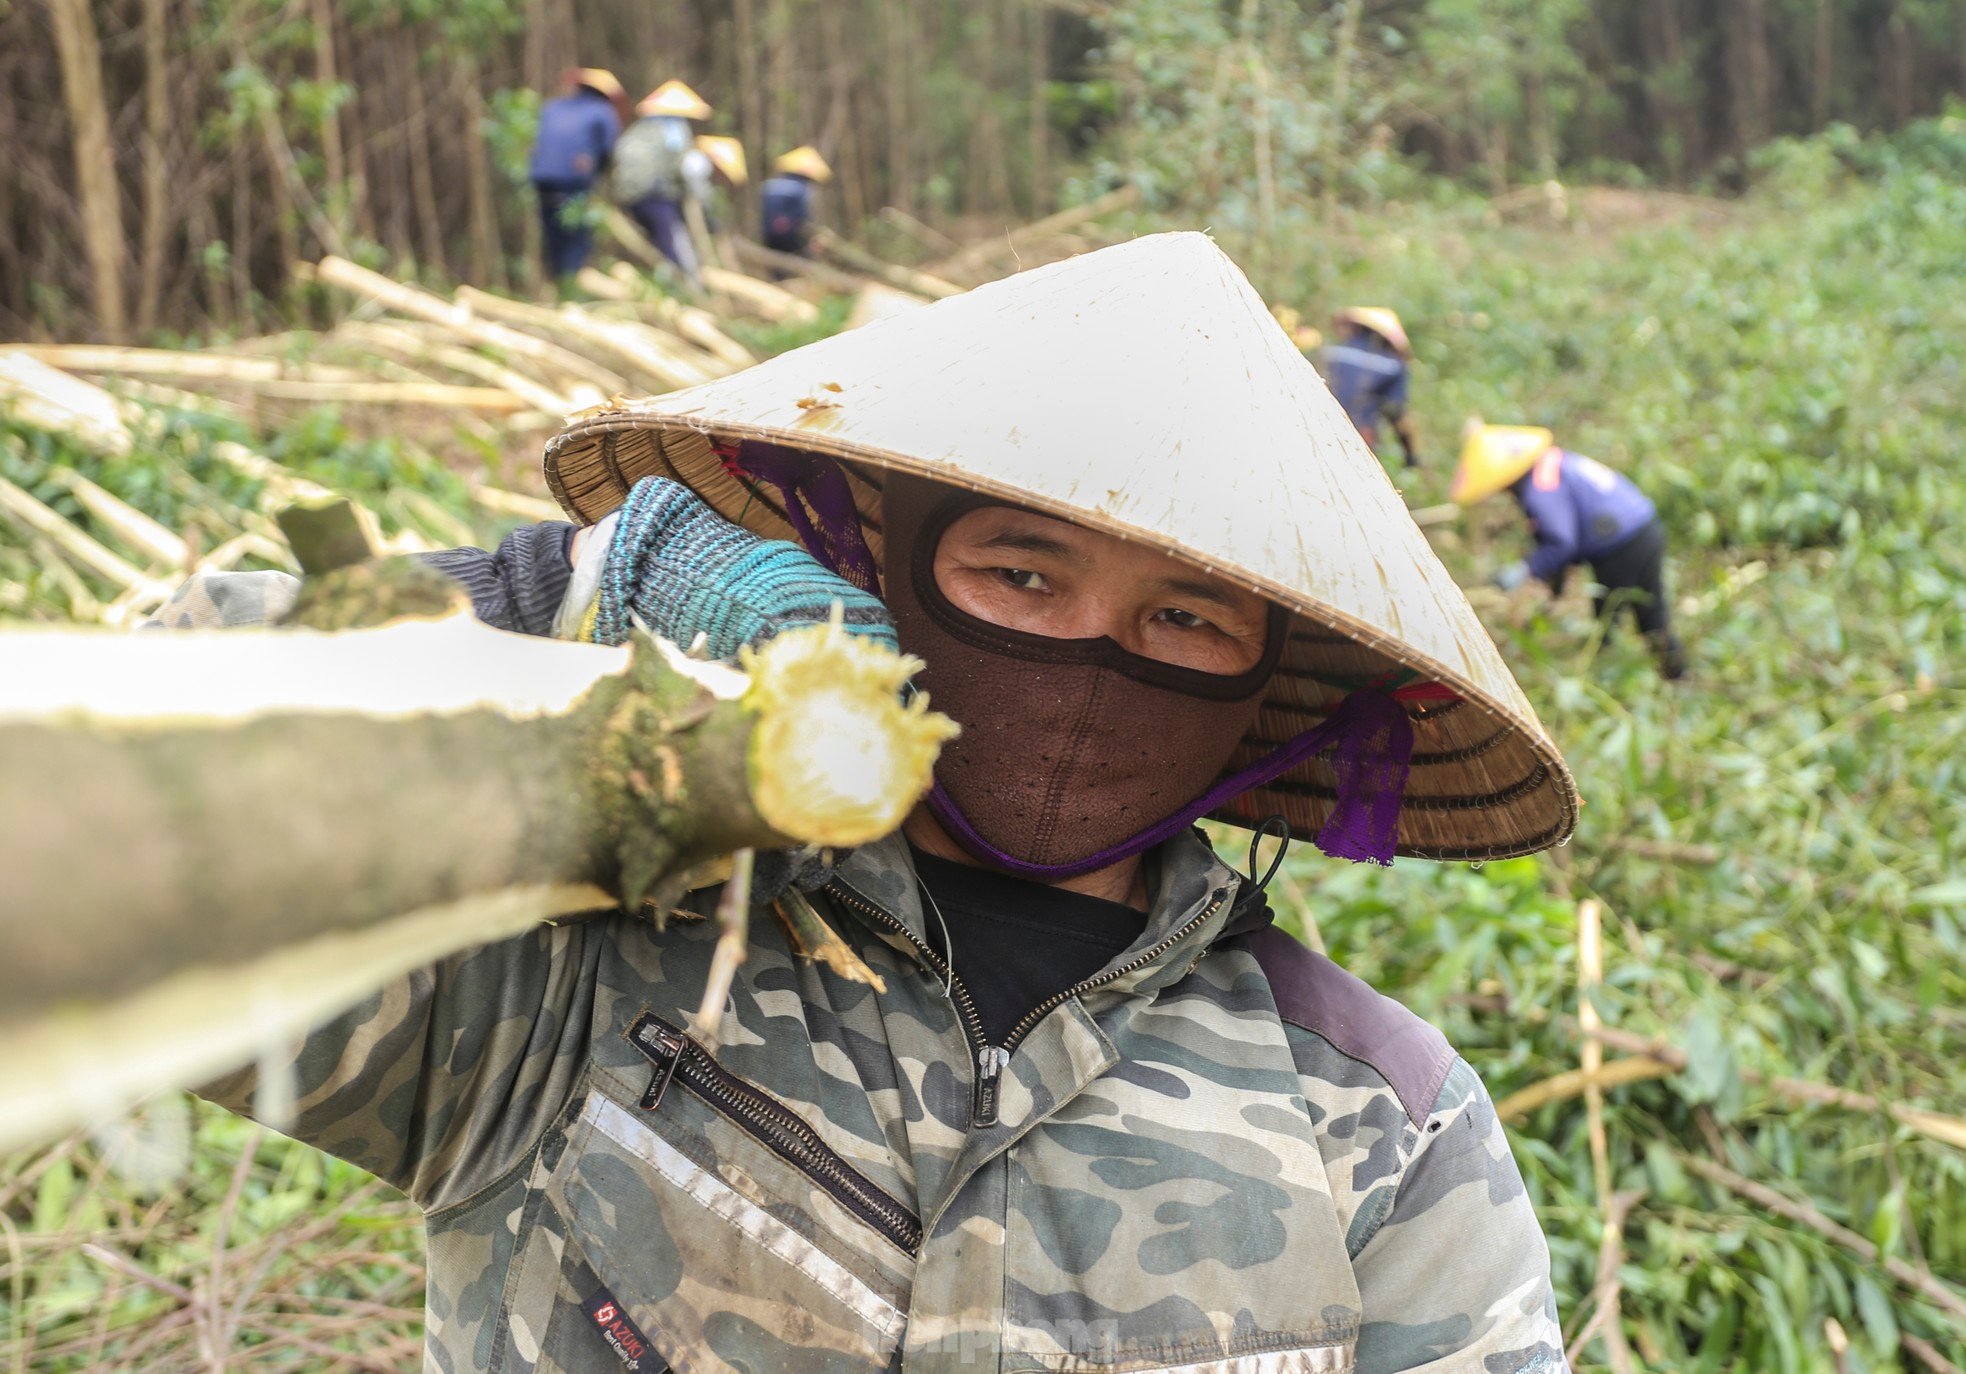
[740,619,957,848]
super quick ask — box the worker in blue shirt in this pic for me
[1321,307,1419,468]
[1453,422,1688,679]
[759,146,831,262]
[528,68,626,289]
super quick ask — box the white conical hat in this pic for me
[545,232,1576,860]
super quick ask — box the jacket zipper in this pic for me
[628,1012,923,1256]
[826,879,1231,1130]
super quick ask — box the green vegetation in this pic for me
[4,119,1965,1370]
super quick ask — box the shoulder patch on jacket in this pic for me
[1237,924,1456,1128]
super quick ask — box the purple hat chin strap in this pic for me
[929,688,1416,880]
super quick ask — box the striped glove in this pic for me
[585,476,897,659]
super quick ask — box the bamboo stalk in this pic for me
[314,256,630,395]
[729,239,871,295]
[699,265,821,325]
[473,487,567,523]
[1495,1057,1677,1123]
[0,351,135,456]
[811,227,963,298]
[1679,1154,1966,1325]
[0,475,171,599]
[9,345,370,385]
[0,614,953,1149]
[45,467,188,566]
[334,321,580,415]
[456,285,719,392]
[929,186,1140,281]
[1583,1024,1966,1150]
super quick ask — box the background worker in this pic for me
[1454,420,1689,679]
[1322,306,1419,468]
[611,80,714,287]
[526,68,626,289]
[759,145,831,259]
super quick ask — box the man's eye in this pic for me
[1158,608,1211,630]
[998,568,1047,591]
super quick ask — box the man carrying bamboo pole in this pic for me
[198,234,1577,1374]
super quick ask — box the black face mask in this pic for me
[882,476,1284,876]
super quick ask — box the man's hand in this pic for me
[1492,560,1532,593]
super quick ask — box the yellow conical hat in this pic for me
[773,146,833,183]
[1451,423,1555,505]
[695,135,748,186]
[544,233,1576,860]
[1333,306,1410,357]
[639,80,711,120]
[574,68,626,101]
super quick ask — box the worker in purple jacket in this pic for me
[528,68,626,289]
[1453,422,1688,679]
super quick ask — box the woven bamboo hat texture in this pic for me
[1452,422,1555,505]
[773,146,833,182]
[695,135,748,186]
[544,232,1577,859]
[640,80,712,120]
[1334,306,1411,357]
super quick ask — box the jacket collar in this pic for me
[828,828,1245,998]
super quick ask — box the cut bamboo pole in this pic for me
[0,474,173,602]
[456,285,718,392]
[0,614,953,1149]
[334,320,579,416]
[238,379,532,411]
[639,295,759,370]
[729,238,870,295]
[474,486,566,523]
[45,466,187,566]
[315,256,631,395]
[699,264,821,325]
[9,345,371,385]
[812,227,963,298]
[0,351,135,457]
[928,185,1140,281]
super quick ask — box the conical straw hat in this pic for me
[1451,423,1554,505]
[773,146,833,182]
[639,80,712,120]
[544,232,1576,860]
[695,135,748,186]
[574,68,625,102]
[1333,306,1410,357]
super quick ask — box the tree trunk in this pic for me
[460,59,505,288]
[1027,1,1050,215]
[311,0,350,244]
[402,42,447,274]
[135,0,171,334]
[43,0,126,338]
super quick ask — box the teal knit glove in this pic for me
[592,476,897,659]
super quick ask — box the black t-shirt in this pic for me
[909,845,1148,1045]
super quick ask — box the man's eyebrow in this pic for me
[974,529,1084,561]
[1154,576,1245,610]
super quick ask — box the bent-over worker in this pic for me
[529,68,626,287]
[184,235,1575,1374]
[1322,307,1419,469]
[760,146,831,261]
[1454,420,1689,679]
[612,80,714,287]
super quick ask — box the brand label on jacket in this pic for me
[583,1288,659,1371]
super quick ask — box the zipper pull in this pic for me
[972,1046,1011,1128]
[633,1021,687,1111]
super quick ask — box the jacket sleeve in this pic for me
[1349,1059,1569,1373]
[1515,483,1580,587]
[419,521,577,636]
[198,920,608,1212]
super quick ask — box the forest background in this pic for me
[3,2,1966,1373]
[6,0,1966,337]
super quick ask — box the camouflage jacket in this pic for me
[205,832,1565,1374]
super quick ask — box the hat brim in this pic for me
[546,414,1577,862]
